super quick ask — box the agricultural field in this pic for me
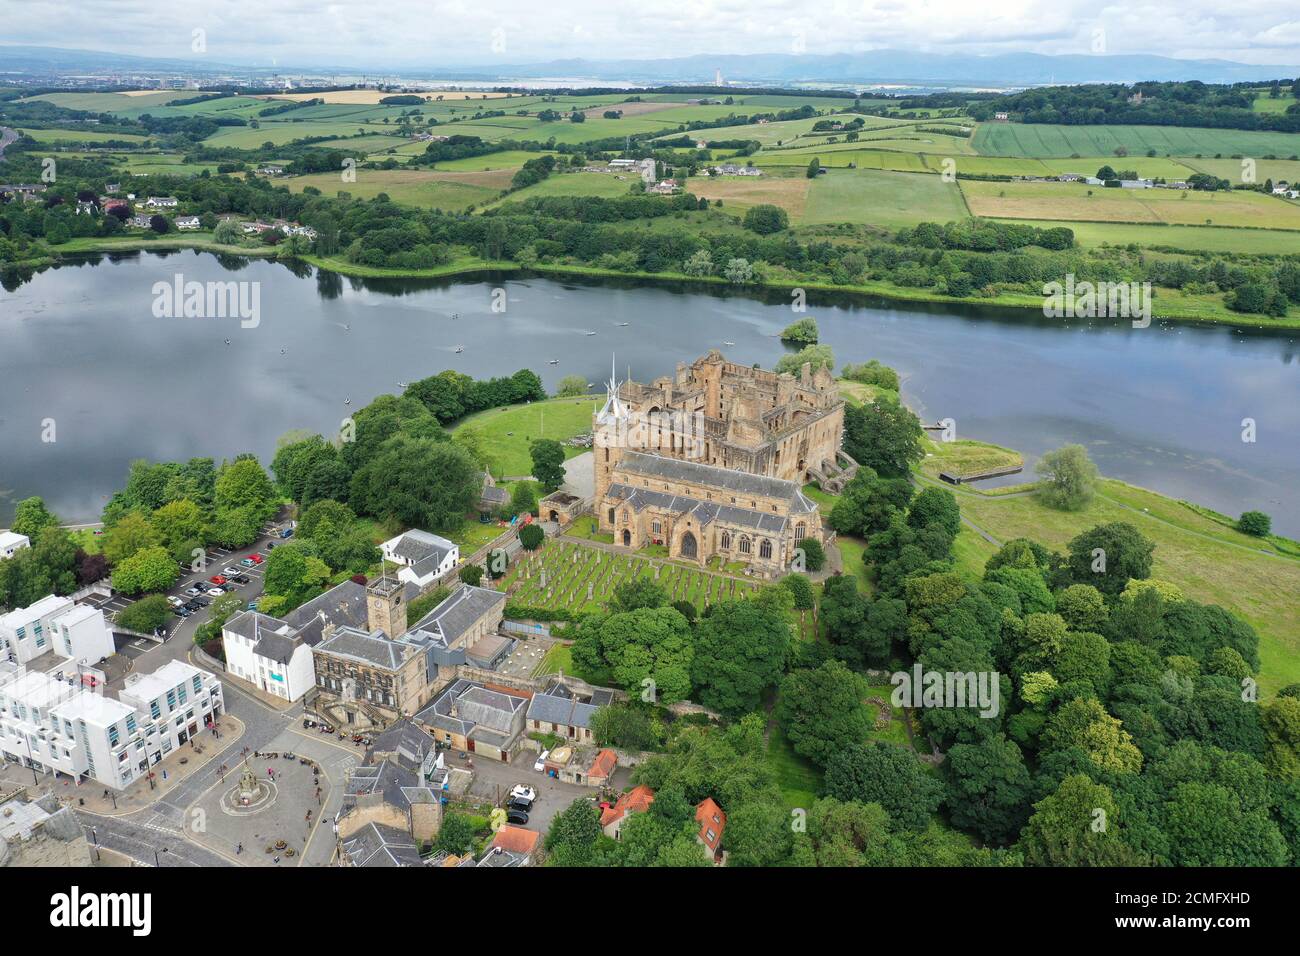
[502,539,759,615]
[260,90,518,104]
[961,178,1300,230]
[973,121,1300,159]
[1008,219,1300,254]
[1181,156,1300,185]
[687,171,813,221]
[16,126,148,143]
[1252,93,1298,114]
[283,168,504,210]
[19,90,186,112]
[432,149,554,171]
[802,168,968,229]
[484,170,637,208]
[754,147,930,172]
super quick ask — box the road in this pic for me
[0,126,17,161]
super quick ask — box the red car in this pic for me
[209,575,227,586]
[249,553,264,564]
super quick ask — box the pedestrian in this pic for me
[236,842,243,855]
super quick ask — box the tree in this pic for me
[1042,697,1142,774]
[432,812,479,855]
[1055,583,1108,632]
[1262,696,1300,779]
[1020,774,1142,866]
[529,439,567,492]
[824,743,943,830]
[152,499,207,559]
[545,799,605,866]
[116,594,172,633]
[351,435,480,530]
[10,497,59,538]
[1065,523,1155,595]
[519,522,545,551]
[1035,444,1098,511]
[907,486,961,537]
[110,546,179,595]
[1237,511,1272,537]
[943,734,1032,844]
[590,702,664,751]
[509,481,537,517]
[842,400,923,477]
[742,204,789,235]
[776,660,872,767]
[609,577,667,613]
[774,344,833,376]
[102,512,160,565]
[214,457,276,520]
[555,374,588,397]
[795,536,825,572]
[583,607,694,703]
[806,157,821,178]
[691,600,791,717]
[459,564,484,586]
[780,317,818,345]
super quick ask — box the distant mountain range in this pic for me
[1,45,1296,90]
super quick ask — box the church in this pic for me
[591,351,851,577]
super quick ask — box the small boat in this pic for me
[454,346,464,353]
[547,359,559,365]
[723,341,735,346]
[343,398,351,405]
[584,330,597,336]
[397,381,407,388]
[617,322,629,327]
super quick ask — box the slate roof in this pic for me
[455,685,524,734]
[527,692,599,729]
[344,759,418,812]
[410,584,506,645]
[340,822,423,867]
[617,451,812,508]
[315,626,413,670]
[285,580,370,646]
[370,717,434,770]
[606,483,789,534]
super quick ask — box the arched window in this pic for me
[739,536,751,555]
[720,531,731,550]
[759,539,772,560]
[680,532,697,559]
[795,523,806,540]
[651,520,662,535]
[608,508,616,524]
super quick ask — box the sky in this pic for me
[2,0,1299,68]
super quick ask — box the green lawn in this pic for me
[451,396,597,477]
[483,171,636,209]
[284,168,504,211]
[766,720,823,811]
[17,127,149,144]
[1010,219,1300,254]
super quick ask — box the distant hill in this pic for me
[0,44,1296,90]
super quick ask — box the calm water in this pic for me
[2,251,1298,534]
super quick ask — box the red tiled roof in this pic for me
[695,797,726,850]
[600,784,655,827]
[489,824,540,855]
[589,749,617,780]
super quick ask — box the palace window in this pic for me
[759,539,772,560]
[739,537,752,555]
[795,523,806,540]
[720,531,731,550]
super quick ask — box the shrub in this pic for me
[742,204,789,235]
[519,523,545,550]
[1237,511,1271,537]
[116,594,172,633]
[796,537,825,572]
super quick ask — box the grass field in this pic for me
[20,91,186,112]
[803,168,968,229]
[284,168,503,210]
[961,179,1300,230]
[484,171,636,208]
[688,171,812,220]
[918,438,1024,482]
[973,122,1300,160]
[450,396,596,477]
[1181,156,1300,185]
[503,539,759,615]
[1006,218,1300,254]
[16,127,149,144]
[1252,94,1298,114]
[754,147,930,172]
[432,150,552,172]
[766,721,822,810]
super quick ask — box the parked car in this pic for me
[266,542,275,550]
[171,607,190,618]
[240,557,255,567]
[507,798,533,814]
[248,553,264,564]
[279,528,294,539]
[184,586,204,597]
[534,750,550,772]
[246,601,259,611]
[232,575,250,585]
[191,597,210,607]
[222,566,241,577]
[505,809,529,825]
[209,575,227,586]
[220,583,238,592]
[206,588,225,598]
[167,596,184,608]
[510,785,537,803]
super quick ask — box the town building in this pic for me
[415,676,528,761]
[309,579,507,730]
[526,674,616,744]
[0,659,223,789]
[695,797,727,864]
[601,784,655,839]
[380,529,459,588]
[0,531,30,560]
[0,794,89,867]
[175,215,201,230]
[144,196,178,208]
[0,595,114,669]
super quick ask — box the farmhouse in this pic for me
[175,215,201,230]
[144,196,178,208]
[381,529,459,588]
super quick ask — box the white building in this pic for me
[175,215,201,230]
[0,660,223,789]
[0,595,115,668]
[0,531,30,559]
[381,530,459,588]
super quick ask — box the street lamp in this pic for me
[153,847,169,867]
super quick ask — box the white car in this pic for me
[222,566,241,577]
[206,588,225,597]
[511,785,537,803]
[533,751,550,772]
[185,586,204,597]
[167,596,184,607]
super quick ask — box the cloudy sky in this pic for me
[3,0,1299,67]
